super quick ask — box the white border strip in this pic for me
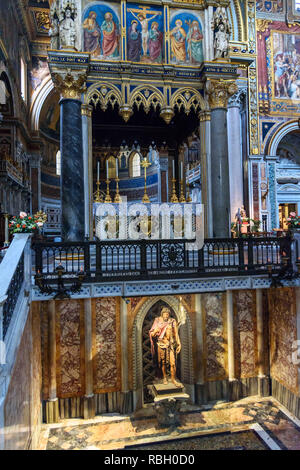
[250,423,281,450]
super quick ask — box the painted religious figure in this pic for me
[82,4,120,60]
[171,19,187,63]
[273,32,300,100]
[83,11,102,57]
[186,20,203,64]
[127,20,142,61]
[127,4,163,63]
[148,22,163,62]
[170,11,204,65]
[149,307,182,387]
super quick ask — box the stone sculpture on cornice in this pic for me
[49,0,78,50]
[212,5,231,59]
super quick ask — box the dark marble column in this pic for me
[210,107,230,237]
[60,98,85,241]
[207,79,238,238]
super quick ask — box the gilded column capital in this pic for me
[81,103,93,118]
[199,110,211,122]
[206,79,238,110]
[52,72,87,100]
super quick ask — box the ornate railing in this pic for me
[2,253,24,337]
[32,236,293,284]
[0,234,31,341]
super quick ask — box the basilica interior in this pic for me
[1,0,300,452]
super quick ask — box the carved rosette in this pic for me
[52,72,87,100]
[206,79,238,110]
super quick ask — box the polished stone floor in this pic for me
[38,397,300,450]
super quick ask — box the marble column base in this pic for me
[258,376,270,397]
[228,379,241,402]
[195,383,208,405]
[120,391,134,414]
[83,395,95,420]
[45,399,59,424]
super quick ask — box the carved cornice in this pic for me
[206,79,238,109]
[52,72,87,100]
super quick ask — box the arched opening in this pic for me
[276,130,300,228]
[129,151,141,177]
[90,100,201,204]
[132,295,194,410]
[106,156,117,179]
[0,72,14,116]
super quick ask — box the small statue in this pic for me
[149,307,182,387]
[212,7,231,59]
[49,17,59,50]
[59,6,76,50]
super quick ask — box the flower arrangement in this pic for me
[250,218,261,233]
[286,212,300,229]
[9,211,47,234]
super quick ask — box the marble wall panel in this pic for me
[202,293,227,381]
[233,290,257,379]
[268,287,298,394]
[56,300,85,398]
[93,297,121,393]
[4,306,42,449]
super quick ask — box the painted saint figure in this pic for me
[148,21,163,63]
[170,19,186,63]
[127,20,142,61]
[101,12,119,59]
[129,10,159,57]
[149,307,182,387]
[83,11,101,57]
[186,20,203,64]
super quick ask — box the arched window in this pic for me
[130,152,141,177]
[56,150,61,176]
[107,156,117,178]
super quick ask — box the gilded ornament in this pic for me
[206,80,238,109]
[52,72,87,99]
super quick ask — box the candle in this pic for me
[180,162,183,180]
[106,159,109,179]
[97,161,100,182]
[172,160,175,178]
[116,158,118,178]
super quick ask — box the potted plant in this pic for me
[9,211,47,235]
[250,218,261,234]
[286,212,300,236]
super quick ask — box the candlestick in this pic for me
[141,157,151,203]
[105,178,112,203]
[4,213,9,246]
[186,164,192,202]
[179,179,186,203]
[114,177,122,203]
[94,181,103,203]
[170,178,179,203]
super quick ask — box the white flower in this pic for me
[37,222,43,227]
[19,212,27,218]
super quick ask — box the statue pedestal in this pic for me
[150,383,189,428]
